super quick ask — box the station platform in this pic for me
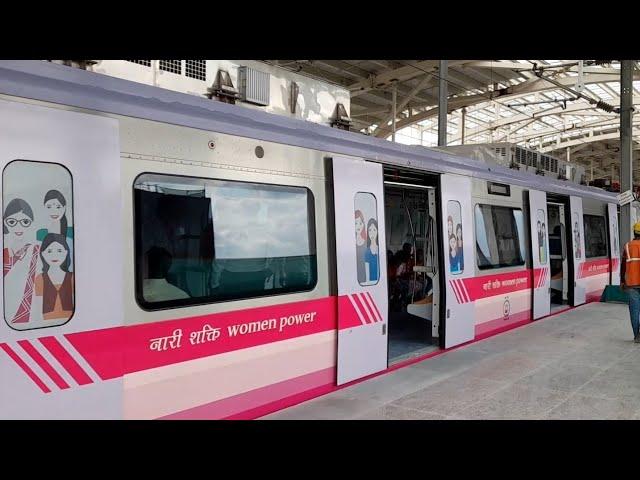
[261,302,640,420]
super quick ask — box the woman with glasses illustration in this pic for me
[3,198,40,324]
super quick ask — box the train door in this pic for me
[528,190,550,319]
[331,156,389,385]
[383,167,440,365]
[0,98,123,419]
[608,203,620,285]
[547,201,569,313]
[441,174,475,348]
[570,196,587,305]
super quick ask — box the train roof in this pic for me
[0,60,618,204]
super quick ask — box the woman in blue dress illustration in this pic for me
[455,223,464,271]
[364,218,379,283]
[448,234,461,274]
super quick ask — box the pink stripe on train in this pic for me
[160,367,335,420]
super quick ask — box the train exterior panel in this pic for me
[0,61,620,420]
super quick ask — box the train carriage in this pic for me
[0,61,620,419]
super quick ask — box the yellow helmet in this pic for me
[634,222,640,235]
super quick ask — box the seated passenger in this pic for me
[395,243,414,278]
[143,247,190,302]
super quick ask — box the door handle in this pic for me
[382,324,386,335]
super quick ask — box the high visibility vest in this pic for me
[625,240,640,286]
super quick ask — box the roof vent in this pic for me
[238,66,270,106]
[331,103,352,131]
[206,69,239,104]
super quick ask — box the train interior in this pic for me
[383,167,441,364]
[547,199,569,313]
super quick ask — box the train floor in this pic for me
[261,302,640,420]
[388,312,438,364]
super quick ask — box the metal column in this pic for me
[392,86,397,142]
[461,107,466,145]
[438,60,448,147]
[621,60,634,246]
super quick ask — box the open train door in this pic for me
[331,156,388,385]
[528,190,551,319]
[608,202,621,285]
[441,174,475,348]
[570,196,587,305]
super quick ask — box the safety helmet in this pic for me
[634,222,640,235]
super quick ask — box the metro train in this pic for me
[0,61,620,419]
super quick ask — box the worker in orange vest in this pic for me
[620,222,640,343]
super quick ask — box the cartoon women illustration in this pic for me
[34,233,74,321]
[537,220,542,249]
[574,220,582,258]
[455,223,464,271]
[447,215,454,238]
[37,190,74,272]
[3,198,40,324]
[449,234,461,274]
[364,219,379,283]
[540,223,547,264]
[355,210,367,284]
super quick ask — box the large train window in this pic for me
[354,192,379,286]
[133,173,317,310]
[583,214,608,258]
[475,204,525,270]
[3,160,75,330]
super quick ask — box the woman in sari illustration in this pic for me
[3,199,40,324]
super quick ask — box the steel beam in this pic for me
[438,60,448,146]
[621,60,635,246]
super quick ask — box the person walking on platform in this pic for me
[620,222,640,343]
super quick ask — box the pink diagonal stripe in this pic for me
[0,343,51,393]
[354,293,377,323]
[347,295,367,325]
[449,280,462,304]
[458,279,471,303]
[365,292,383,323]
[351,293,372,323]
[358,292,378,323]
[38,336,93,386]
[18,340,70,390]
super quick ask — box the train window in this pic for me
[475,204,525,270]
[354,192,379,286]
[133,173,317,310]
[583,214,608,258]
[447,201,464,274]
[3,160,75,330]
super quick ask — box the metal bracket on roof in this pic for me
[290,81,299,114]
[205,69,240,104]
[331,103,352,131]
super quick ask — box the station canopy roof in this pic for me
[263,60,640,183]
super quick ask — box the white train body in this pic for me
[0,61,619,419]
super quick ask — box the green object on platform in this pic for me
[601,285,629,304]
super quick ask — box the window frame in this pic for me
[474,203,526,271]
[132,171,318,312]
[583,213,609,259]
[2,159,76,331]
